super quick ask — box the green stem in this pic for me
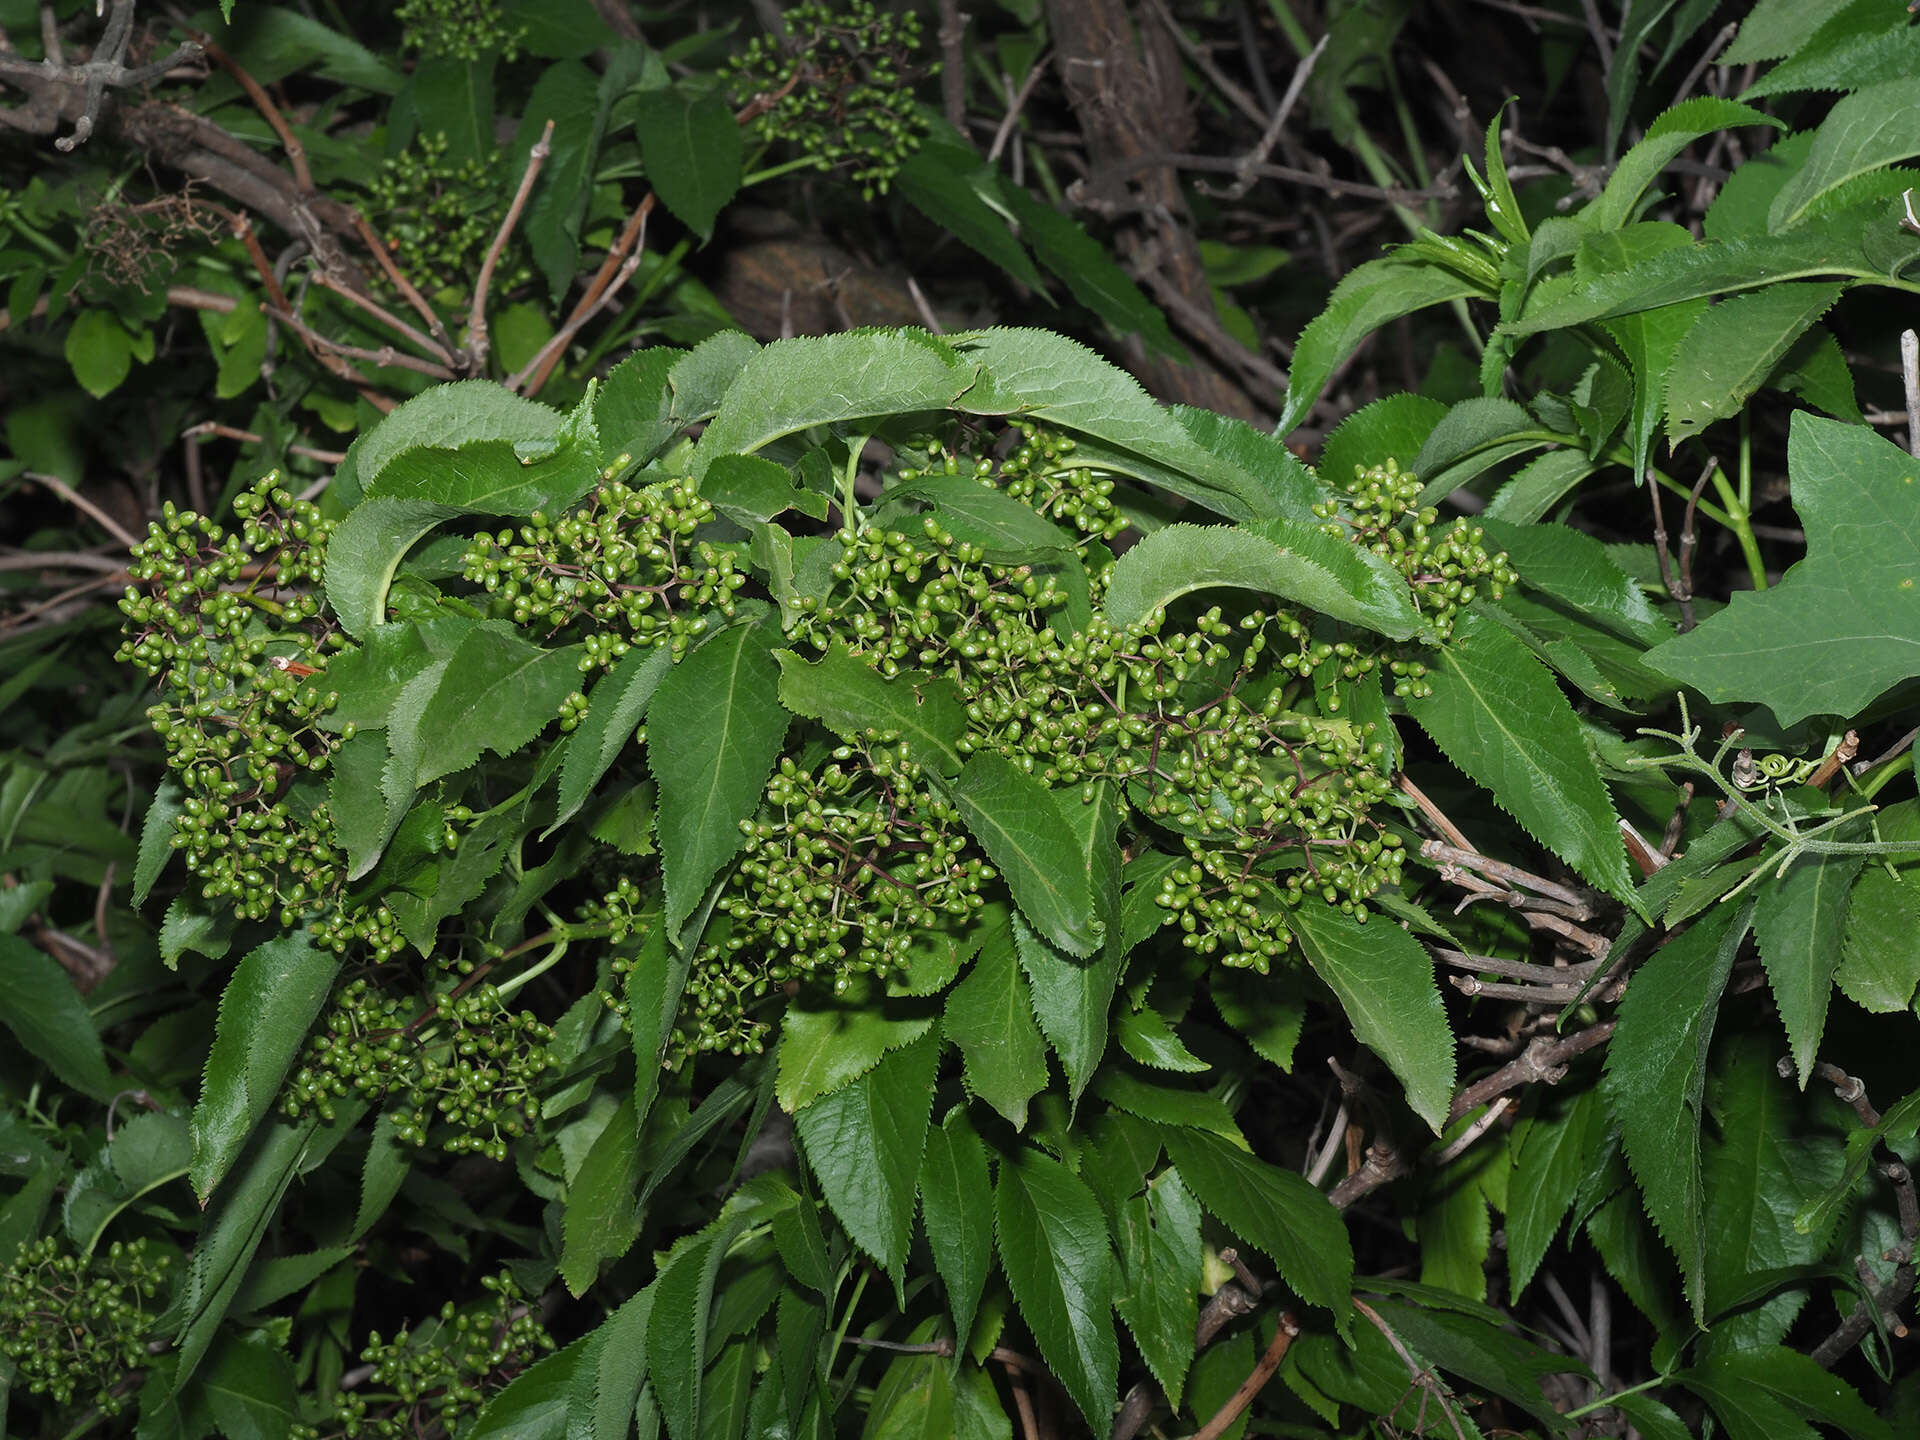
[1564,1374,1665,1421]
[1260,0,1313,58]
[742,154,828,188]
[1709,463,1768,591]
[843,434,870,532]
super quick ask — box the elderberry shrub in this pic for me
[0,1238,171,1415]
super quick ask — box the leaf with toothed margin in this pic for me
[1603,900,1749,1323]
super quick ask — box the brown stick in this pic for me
[199,38,311,193]
[467,119,553,376]
[1189,1315,1301,1440]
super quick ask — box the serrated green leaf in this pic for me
[323,497,463,638]
[366,432,601,516]
[1771,79,1920,230]
[775,644,967,777]
[1602,901,1748,1322]
[1835,864,1920,1011]
[202,1333,297,1440]
[1770,326,1863,423]
[564,1288,652,1440]
[691,332,975,476]
[953,753,1099,956]
[1481,449,1598,526]
[1113,1167,1202,1409]
[943,914,1049,1130]
[948,328,1290,524]
[133,779,184,907]
[997,184,1181,358]
[1482,519,1672,646]
[861,1346,956,1440]
[627,922,692,1136]
[1591,99,1783,231]
[631,87,741,238]
[1746,18,1920,99]
[650,619,790,932]
[469,1331,584,1439]
[1364,1297,1589,1432]
[191,934,340,1202]
[701,453,827,525]
[1410,609,1637,905]
[646,1196,770,1440]
[919,1110,993,1347]
[1102,520,1426,641]
[1290,897,1455,1133]
[1113,1005,1208,1073]
[1092,1070,1243,1144]
[895,142,1046,291]
[1163,1127,1353,1326]
[0,932,111,1099]
[1665,283,1843,441]
[551,644,672,833]
[402,624,583,789]
[1210,966,1306,1071]
[792,1029,938,1276]
[1702,1346,1895,1440]
[333,380,559,511]
[1278,257,1486,436]
[776,981,935,1113]
[1755,845,1864,1088]
[1580,223,1704,480]
[993,1147,1118,1433]
[1646,413,1920,724]
[64,1110,190,1259]
[560,1094,641,1296]
[1317,394,1448,492]
[64,308,135,398]
[1506,1087,1608,1296]
[1724,0,1856,64]
[1701,1036,1847,1355]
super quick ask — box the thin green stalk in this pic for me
[1260,0,1313,58]
[1709,464,1768,591]
[742,154,827,188]
[1564,1374,1665,1421]
[843,434,871,532]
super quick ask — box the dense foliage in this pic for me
[4,1,1920,1438]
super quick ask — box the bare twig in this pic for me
[987,52,1050,166]
[347,209,458,360]
[311,271,450,363]
[1328,1141,1407,1208]
[1431,1096,1512,1166]
[1448,1023,1614,1123]
[467,118,553,376]
[269,306,457,379]
[1903,330,1920,459]
[1397,774,1474,852]
[23,471,140,548]
[200,37,310,192]
[180,421,346,466]
[1190,1315,1300,1440]
[1854,727,1919,778]
[1209,34,1328,201]
[514,193,655,395]
[1671,22,1737,109]
[904,275,944,335]
[1418,841,1592,915]
[0,0,202,152]
[937,0,969,130]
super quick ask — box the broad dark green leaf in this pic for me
[1163,1128,1353,1323]
[1746,17,1920,99]
[468,1334,582,1439]
[627,922,692,1139]
[949,328,1289,524]
[861,1345,957,1439]
[881,472,1082,560]
[1648,414,1920,724]
[942,914,1050,1130]
[692,331,974,475]
[1836,865,1920,1012]
[201,7,402,92]
[202,1334,297,1440]
[404,624,583,787]
[1723,0,1856,64]
[1480,448,1597,526]
[993,1147,1119,1434]
[953,753,1099,956]
[895,142,1046,290]
[647,1196,768,1440]
[330,380,560,514]
[1588,224,1703,481]
[191,934,340,1202]
[1409,609,1638,905]
[1482,519,1672,646]
[776,980,935,1113]
[1092,1071,1243,1144]
[775,644,967,778]
[1795,1086,1920,1236]
[1316,394,1447,492]
[1665,283,1843,442]
[0,932,111,1099]
[364,435,601,517]
[792,1029,938,1275]
[650,618,791,932]
[631,87,741,238]
[1771,79,1920,229]
[1590,99,1782,231]
[919,1110,993,1346]
[1506,1087,1608,1296]
[1278,257,1486,436]
[1102,520,1426,641]
[998,184,1181,358]
[1113,1168,1202,1408]
[324,497,463,638]
[1366,1298,1589,1432]
[552,644,673,832]
[1113,1005,1208,1073]
[1686,1346,1893,1440]
[564,1288,652,1440]
[512,60,613,301]
[560,1094,642,1295]
[1289,898,1454,1133]
[63,1110,190,1257]
[1754,846,1863,1087]
[1602,901,1747,1322]
[594,346,682,466]
[1701,1036,1847,1355]
[410,55,496,166]
[702,453,828,525]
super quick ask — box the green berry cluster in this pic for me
[294,1272,552,1439]
[117,476,350,927]
[679,746,991,1054]
[365,133,527,295]
[901,422,1127,542]
[730,1,934,198]
[395,0,526,61]
[460,479,745,665]
[1323,458,1517,645]
[0,1237,171,1416]
[285,975,553,1160]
